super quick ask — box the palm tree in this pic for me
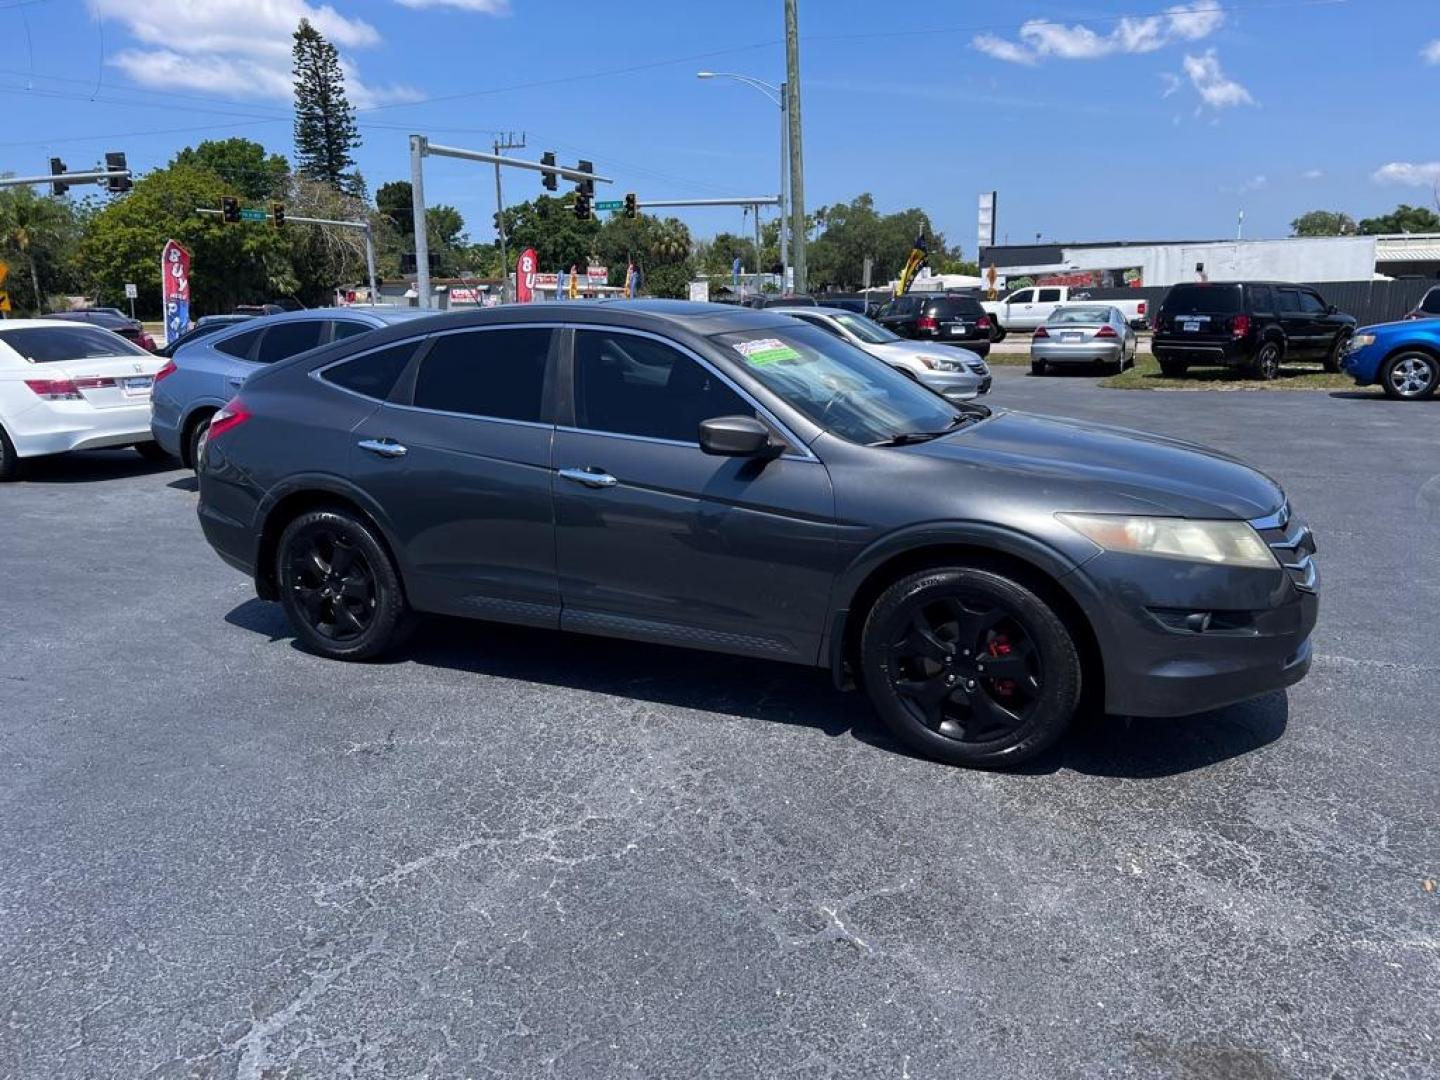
[0,186,72,314]
[648,221,690,265]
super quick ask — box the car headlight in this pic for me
[1346,333,1375,351]
[920,354,960,371]
[1057,514,1277,569]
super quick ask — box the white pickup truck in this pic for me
[982,286,1149,340]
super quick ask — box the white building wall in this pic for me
[1058,236,1378,286]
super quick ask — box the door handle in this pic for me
[225,376,244,387]
[358,438,407,459]
[558,466,618,488]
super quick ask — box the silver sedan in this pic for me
[1030,304,1138,375]
[773,306,991,402]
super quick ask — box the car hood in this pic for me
[912,409,1284,520]
[871,340,985,365]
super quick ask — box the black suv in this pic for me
[875,294,992,358]
[1404,285,1440,321]
[1152,282,1356,379]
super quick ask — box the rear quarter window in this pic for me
[215,328,263,359]
[320,341,419,400]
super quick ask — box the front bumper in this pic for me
[917,329,990,357]
[1032,340,1123,364]
[918,368,988,401]
[1338,340,1385,386]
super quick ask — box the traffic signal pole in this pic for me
[197,208,378,305]
[0,169,131,189]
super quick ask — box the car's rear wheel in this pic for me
[1030,360,1046,376]
[1323,330,1351,373]
[1251,341,1281,381]
[1381,351,1438,400]
[0,425,19,483]
[186,414,212,472]
[859,567,1082,767]
[276,509,414,661]
[134,441,173,464]
[1158,359,1187,378]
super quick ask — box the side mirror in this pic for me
[1326,304,1338,315]
[699,415,775,457]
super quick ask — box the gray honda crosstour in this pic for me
[196,301,1318,767]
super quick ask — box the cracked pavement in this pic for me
[1,369,1437,1078]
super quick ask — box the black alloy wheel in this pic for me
[860,568,1082,767]
[1323,330,1351,373]
[276,509,413,660]
[187,415,211,472]
[1252,341,1281,381]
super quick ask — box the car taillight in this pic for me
[977,314,992,330]
[138,333,157,351]
[916,315,938,331]
[24,377,84,400]
[1095,325,1118,338]
[154,359,178,383]
[1137,300,1147,316]
[207,398,252,441]
[1033,326,1050,339]
[1231,314,1251,339]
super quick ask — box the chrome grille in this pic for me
[1251,503,1318,593]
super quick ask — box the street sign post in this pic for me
[124,282,138,319]
[240,208,268,222]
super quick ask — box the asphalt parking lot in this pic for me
[3,368,1438,1079]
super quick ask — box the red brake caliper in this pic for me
[987,633,1017,698]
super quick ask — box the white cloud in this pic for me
[1424,40,1440,64]
[1182,49,1254,108]
[1301,168,1324,180]
[1159,72,1182,98]
[1238,174,1267,194]
[90,0,418,106]
[974,1,1224,64]
[1372,162,1440,186]
[395,0,510,9]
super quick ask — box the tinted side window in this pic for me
[330,320,372,342]
[412,328,552,422]
[797,314,845,338]
[215,327,263,359]
[1249,285,1275,314]
[1298,291,1327,314]
[255,321,325,364]
[321,341,420,401]
[1009,289,1035,303]
[1037,288,1062,303]
[1422,289,1440,314]
[1276,289,1303,314]
[935,297,985,316]
[574,331,750,443]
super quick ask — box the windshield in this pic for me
[1049,306,1114,324]
[0,326,150,362]
[713,324,959,445]
[831,311,900,344]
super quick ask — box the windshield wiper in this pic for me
[871,413,975,447]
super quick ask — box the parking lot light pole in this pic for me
[696,72,788,280]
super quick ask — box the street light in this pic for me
[697,71,789,288]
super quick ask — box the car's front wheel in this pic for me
[859,567,1083,767]
[187,414,212,472]
[1381,350,1438,400]
[1323,330,1351,373]
[276,508,414,661]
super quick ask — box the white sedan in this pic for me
[0,319,170,480]
[772,306,991,402]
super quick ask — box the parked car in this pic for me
[1152,282,1357,380]
[196,300,1317,769]
[1339,319,1440,400]
[1030,305,1139,375]
[874,294,992,358]
[817,296,868,314]
[151,307,429,469]
[1404,285,1440,321]
[46,308,158,352]
[983,286,1148,340]
[234,304,289,316]
[773,306,991,401]
[158,315,256,358]
[748,294,818,309]
[0,320,169,480]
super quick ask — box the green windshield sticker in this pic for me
[734,337,803,366]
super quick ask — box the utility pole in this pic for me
[493,132,525,301]
[784,0,806,294]
[779,81,789,278]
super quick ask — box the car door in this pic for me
[1297,289,1335,357]
[1275,288,1310,358]
[551,326,837,663]
[348,325,562,626]
[1003,289,1035,328]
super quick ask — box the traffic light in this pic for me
[574,193,591,221]
[49,158,69,196]
[624,192,637,219]
[540,151,557,192]
[221,196,241,223]
[271,202,286,229]
[492,211,502,232]
[104,151,131,193]
[576,160,594,198]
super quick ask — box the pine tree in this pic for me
[292,19,361,195]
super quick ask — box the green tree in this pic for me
[281,174,382,305]
[592,213,694,298]
[805,193,948,290]
[376,180,414,236]
[1357,204,1440,235]
[501,195,601,271]
[0,186,84,314]
[292,19,361,195]
[171,139,290,202]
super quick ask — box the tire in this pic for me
[1158,359,1187,378]
[134,441,174,464]
[276,509,415,661]
[186,413,212,472]
[1030,360,1046,377]
[990,322,1007,343]
[1104,357,1124,375]
[0,425,18,483]
[1323,330,1350,374]
[1380,350,1439,401]
[1250,341,1281,381]
[859,567,1083,768]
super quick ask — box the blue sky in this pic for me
[2,0,1437,254]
